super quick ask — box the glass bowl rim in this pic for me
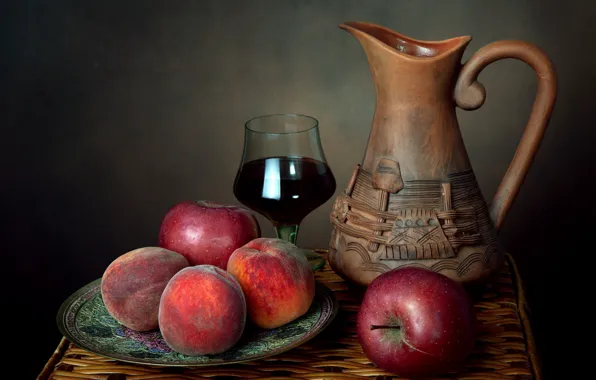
[244,113,319,135]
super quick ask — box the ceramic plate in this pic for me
[56,279,338,367]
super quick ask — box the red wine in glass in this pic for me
[233,114,336,271]
[234,156,336,226]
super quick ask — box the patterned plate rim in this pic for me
[56,279,339,367]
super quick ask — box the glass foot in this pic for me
[300,249,326,272]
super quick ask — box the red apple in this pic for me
[356,267,476,378]
[158,200,261,269]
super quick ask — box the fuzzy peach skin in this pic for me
[226,238,315,329]
[100,247,190,331]
[158,265,247,356]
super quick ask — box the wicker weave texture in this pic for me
[39,252,539,380]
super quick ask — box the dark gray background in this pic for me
[2,1,592,378]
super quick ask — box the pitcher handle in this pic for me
[454,40,557,231]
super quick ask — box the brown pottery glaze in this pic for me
[329,22,557,286]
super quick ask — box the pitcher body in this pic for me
[329,22,556,286]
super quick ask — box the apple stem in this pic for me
[369,324,401,331]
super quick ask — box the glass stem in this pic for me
[275,224,299,245]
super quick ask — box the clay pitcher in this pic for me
[328,21,557,286]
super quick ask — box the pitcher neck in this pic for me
[340,22,471,103]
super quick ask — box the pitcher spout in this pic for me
[339,21,471,61]
[339,21,472,104]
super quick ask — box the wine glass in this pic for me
[233,114,336,271]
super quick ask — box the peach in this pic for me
[158,265,246,356]
[227,238,315,329]
[100,247,189,331]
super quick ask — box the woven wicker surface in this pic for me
[39,251,540,380]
